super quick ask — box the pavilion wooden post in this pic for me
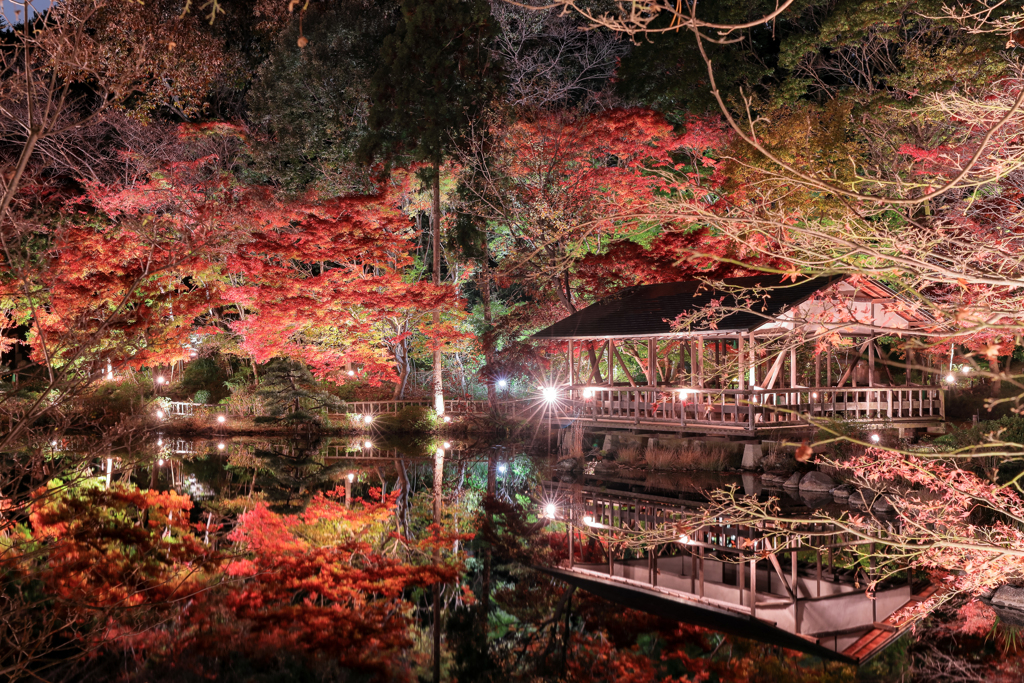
[814,348,821,387]
[647,339,657,386]
[868,341,876,387]
[568,339,575,386]
[606,340,613,386]
[738,335,745,390]
[697,339,704,388]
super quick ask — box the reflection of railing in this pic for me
[564,385,943,431]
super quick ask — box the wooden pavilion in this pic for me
[531,275,945,436]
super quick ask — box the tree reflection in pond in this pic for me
[4,434,1014,681]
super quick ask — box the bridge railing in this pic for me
[331,398,527,418]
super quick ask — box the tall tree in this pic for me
[360,0,503,416]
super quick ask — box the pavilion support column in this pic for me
[749,335,757,387]
[868,340,876,388]
[568,339,575,386]
[827,348,832,387]
[606,340,614,386]
[790,345,797,388]
[738,336,745,390]
[814,347,821,387]
[690,339,698,387]
[678,342,685,384]
[648,339,657,387]
[696,339,704,388]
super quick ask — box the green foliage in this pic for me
[254,359,345,422]
[179,357,231,404]
[192,389,211,405]
[244,1,400,193]
[937,415,1024,450]
[360,0,504,166]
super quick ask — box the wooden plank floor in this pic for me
[842,583,943,664]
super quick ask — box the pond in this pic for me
[1,431,920,682]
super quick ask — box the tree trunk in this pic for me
[481,240,496,407]
[432,445,445,683]
[432,167,445,416]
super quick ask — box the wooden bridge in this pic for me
[541,481,939,665]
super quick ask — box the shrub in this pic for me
[644,444,676,470]
[192,389,211,405]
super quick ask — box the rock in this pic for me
[849,490,869,509]
[871,495,895,514]
[741,443,763,469]
[761,472,789,486]
[555,458,579,472]
[988,585,1024,628]
[782,471,803,489]
[800,491,832,508]
[594,460,618,473]
[832,485,853,502]
[799,471,835,492]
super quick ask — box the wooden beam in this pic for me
[871,341,897,386]
[568,339,575,385]
[587,342,605,384]
[606,340,613,386]
[611,342,638,387]
[835,340,871,388]
[762,347,787,391]
[738,336,745,390]
[767,552,797,603]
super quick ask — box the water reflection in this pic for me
[2,432,921,681]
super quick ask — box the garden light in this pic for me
[542,386,557,402]
[544,503,557,519]
[347,370,355,376]
[443,441,451,449]
[582,387,595,399]
[156,376,165,384]
[583,515,594,526]
[677,389,690,399]
[443,415,451,423]
[497,379,507,388]
[498,464,507,474]
[156,410,164,419]
[217,442,225,450]
[217,415,226,423]
[157,458,164,466]
[870,433,880,443]
[157,437,163,446]
[811,392,818,399]
[364,414,373,424]
[347,472,355,482]
[945,373,956,384]
[364,441,372,448]
[678,534,691,545]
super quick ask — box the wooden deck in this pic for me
[559,384,944,436]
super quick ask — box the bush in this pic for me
[937,414,1024,451]
[192,389,211,405]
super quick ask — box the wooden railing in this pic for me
[164,400,211,417]
[335,399,525,417]
[565,385,943,430]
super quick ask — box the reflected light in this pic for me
[542,387,558,402]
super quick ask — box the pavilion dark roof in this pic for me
[531,275,842,340]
